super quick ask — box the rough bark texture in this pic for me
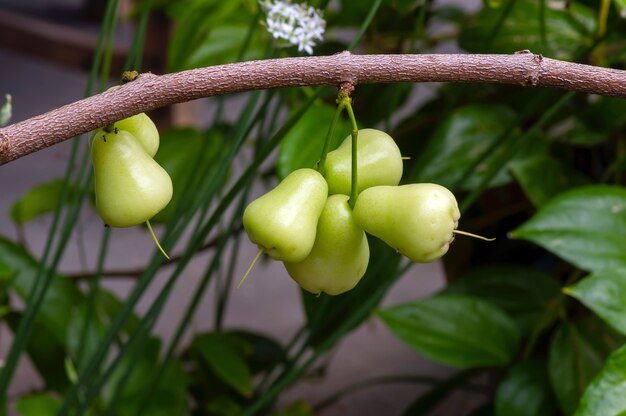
[2,51,626,165]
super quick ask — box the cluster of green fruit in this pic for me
[91,113,173,257]
[243,129,462,296]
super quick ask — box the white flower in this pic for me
[259,0,326,55]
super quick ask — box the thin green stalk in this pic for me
[0,0,120,401]
[539,0,547,47]
[125,0,152,71]
[135,199,247,415]
[594,0,611,65]
[79,91,319,415]
[242,260,411,416]
[99,0,120,91]
[317,102,345,175]
[343,99,359,209]
[75,227,110,370]
[347,0,382,51]
[57,91,263,413]
[460,91,574,212]
[487,0,516,49]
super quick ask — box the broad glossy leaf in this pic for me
[565,97,626,146]
[512,185,626,272]
[0,237,84,344]
[495,360,557,416]
[575,343,626,416]
[0,94,11,127]
[460,0,594,60]
[549,319,623,415]
[445,264,560,334]
[378,293,520,368]
[15,394,61,416]
[411,104,542,191]
[277,103,351,179]
[510,155,590,207]
[565,269,626,336]
[192,332,252,397]
[152,128,226,223]
[10,178,76,225]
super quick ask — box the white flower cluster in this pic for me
[259,0,326,55]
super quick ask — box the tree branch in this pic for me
[2,50,626,165]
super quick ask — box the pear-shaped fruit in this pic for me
[91,129,173,227]
[324,128,403,196]
[243,168,328,262]
[284,194,369,296]
[114,113,159,157]
[353,183,460,263]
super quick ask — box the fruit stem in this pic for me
[146,220,170,260]
[452,229,495,241]
[317,98,346,175]
[237,248,264,289]
[343,98,359,209]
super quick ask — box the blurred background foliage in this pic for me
[3,0,626,414]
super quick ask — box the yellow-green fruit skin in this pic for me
[324,128,403,196]
[91,130,173,227]
[114,113,159,157]
[284,194,370,296]
[243,168,328,263]
[353,184,460,263]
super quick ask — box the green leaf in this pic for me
[152,127,227,223]
[575,343,626,416]
[512,185,626,272]
[411,104,541,191]
[495,360,557,416]
[565,269,626,336]
[5,313,69,392]
[227,330,285,374]
[167,0,262,71]
[445,264,560,334]
[277,102,351,179]
[102,337,188,416]
[460,0,594,60]
[510,155,590,207]
[10,179,76,225]
[0,237,84,345]
[377,293,520,368]
[0,259,11,279]
[15,393,61,416]
[192,332,252,397]
[0,94,11,127]
[549,319,623,415]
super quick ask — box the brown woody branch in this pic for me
[2,50,626,165]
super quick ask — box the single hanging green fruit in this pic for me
[284,194,369,296]
[114,113,159,157]
[353,183,460,263]
[92,129,173,227]
[243,168,328,262]
[323,128,403,196]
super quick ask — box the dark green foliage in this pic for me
[5,0,626,415]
